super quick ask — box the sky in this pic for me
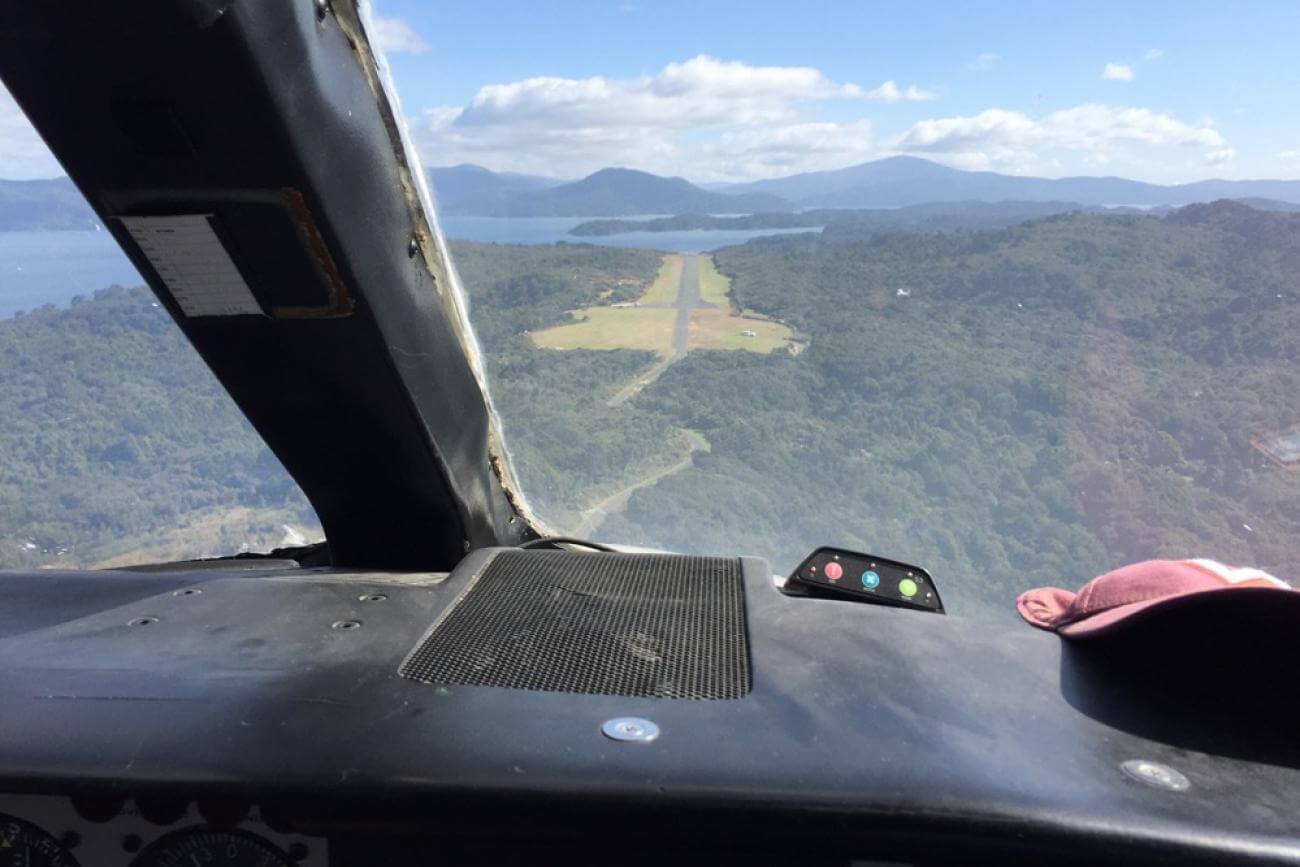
[3,0,1299,184]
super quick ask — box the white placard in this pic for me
[120,214,263,317]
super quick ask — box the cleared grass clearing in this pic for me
[689,309,794,353]
[532,307,676,355]
[89,506,320,570]
[698,254,732,308]
[637,254,684,306]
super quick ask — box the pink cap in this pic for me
[1017,559,1295,638]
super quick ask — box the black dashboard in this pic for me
[0,548,1296,866]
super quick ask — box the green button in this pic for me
[898,578,918,598]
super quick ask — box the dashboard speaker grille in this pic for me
[400,550,750,699]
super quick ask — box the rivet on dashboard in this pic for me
[359,593,388,602]
[173,587,202,597]
[1120,759,1190,791]
[128,616,159,627]
[331,620,362,630]
[602,716,659,743]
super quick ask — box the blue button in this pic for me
[861,570,880,589]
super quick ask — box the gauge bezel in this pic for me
[0,811,81,866]
[128,825,292,867]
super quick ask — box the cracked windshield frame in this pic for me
[2,1,1297,622]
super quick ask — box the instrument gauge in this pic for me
[130,827,292,867]
[0,813,80,866]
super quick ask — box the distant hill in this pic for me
[1232,197,1300,213]
[0,178,99,230]
[7,161,1300,227]
[569,200,1107,236]
[719,156,1300,209]
[427,164,561,216]
[434,167,792,217]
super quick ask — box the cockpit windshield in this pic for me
[2,2,1297,622]
[376,1,1299,619]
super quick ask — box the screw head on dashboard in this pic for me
[602,716,660,743]
[1120,759,1190,791]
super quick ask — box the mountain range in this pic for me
[715,156,1300,209]
[0,177,98,230]
[3,158,1300,229]
[428,166,790,217]
[425,164,560,215]
[426,156,1300,216]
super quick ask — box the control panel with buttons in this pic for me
[787,547,944,613]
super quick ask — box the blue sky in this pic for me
[369,0,1300,183]
[3,1,1298,183]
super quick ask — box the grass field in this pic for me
[532,307,677,355]
[697,255,731,308]
[533,252,795,357]
[638,254,684,306]
[689,309,794,352]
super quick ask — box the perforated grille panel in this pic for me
[400,550,750,699]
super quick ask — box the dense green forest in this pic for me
[0,242,675,568]
[2,203,1296,625]
[596,201,1300,618]
[448,241,690,526]
[0,288,320,569]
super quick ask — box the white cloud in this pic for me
[702,120,875,178]
[968,52,1001,71]
[413,54,1239,183]
[891,104,1227,174]
[370,16,429,55]
[897,108,1037,151]
[420,55,926,179]
[453,56,905,131]
[1144,48,1165,61]
[1102,63,1135,81]
[0,84,61,179]
[424,106,464,130]
[861,80,936,103]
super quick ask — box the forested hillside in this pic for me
[598,202,1300,618]
[2,203,1295,626]
[0,242,674,567]
[449,242,690,526]
[0,288,320,568]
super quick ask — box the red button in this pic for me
[824,561,843,581]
